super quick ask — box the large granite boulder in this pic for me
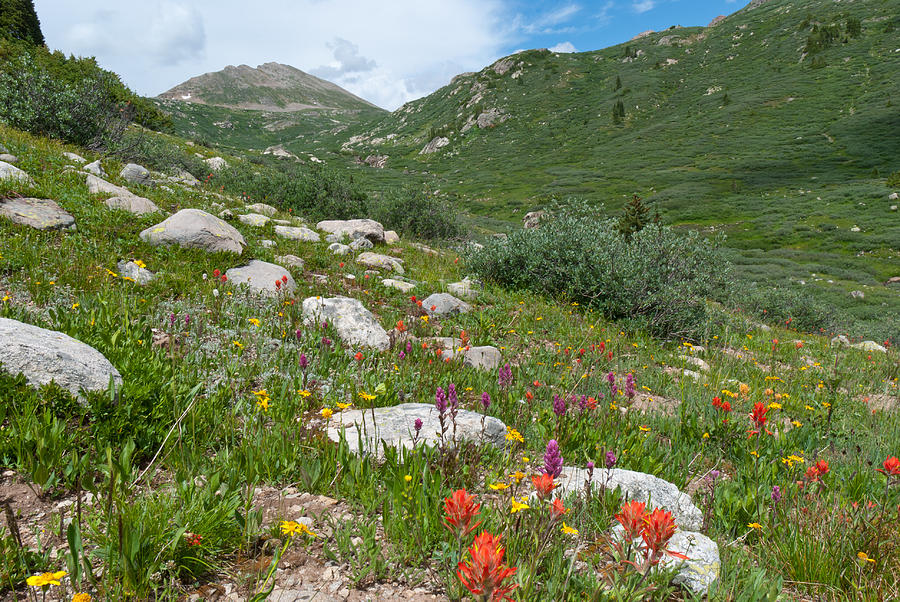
[326,403,506,454]
[139,209,245,254]
[0,318,122,401]
[422,293,471,316]
[316,219,384,243]
[0,160,35,186]
[356,252,404,273]
[554,466,703,531]
[226,260,296,295]
[302,296,389,350]
[105,196,160,215]
[0,198,75,230]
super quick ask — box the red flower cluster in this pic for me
[532,473,555,500]
[457,531,518,602]
[712,396,732,413]
[877,456,900,477]
[614,501,688,565]
[750,402,768,428]
[443,489,482,539]
[806,460,829,481]
[211,268,227,283]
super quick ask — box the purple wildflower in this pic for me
[398,351,406,360]
[448,383,458,411]
[498,363,512,389]
[296,329,302,341]
[481,392,491,411]
[578,395,588,411]
[169,313,176,328]
[184,314,190,326]
[625,373,635,400]
[605,451,617,469]
[606,371,615,386]
[552,394,567,418]
[435,386,447,415]
[586,461,595,477]
[543,439,563,478]
[299,353,308,369]
[771,485,782,504]
[414,418,423,433]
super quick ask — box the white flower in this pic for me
[202,273,208,280]
[212,288,219,297]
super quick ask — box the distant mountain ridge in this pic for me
[158,62,381,112]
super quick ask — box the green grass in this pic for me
[0,124,899,600]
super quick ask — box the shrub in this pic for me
[0,52,132,149]
[465,201,725,338]
[719,282,846,335]
[367,187,461,240]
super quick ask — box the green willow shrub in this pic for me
[466,202,725,338]
[368,187,461,240]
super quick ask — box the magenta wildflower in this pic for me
[552,394,566,418]
[498,363,512,389]
[481,392,491,411]
[543,440,563,478]
[605,451,617,469]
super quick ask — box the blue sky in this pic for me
[35,0,745,110]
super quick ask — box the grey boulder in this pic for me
[462,346,501,371]
[105,196,160,215]
[302,296,389,350]
[0,198,75,230]
[382,278,415,293]
[275,225,319,242]
[326,403,506,455]
[0,318,122,401]
[316,219,384,243]
[245,202,277,216]
[140,209,246,254]
[554,466,703,531]
[0,160,35,186]
[350,237,374,250]
[84,160,106,177]
[226,260,296,295]
[238,213,270,227]
[120,163,151,185]
[384,230,400,244]
[422,293,471,316]
[328,243,350,256]
[448,277,479,300]
[275,254,305,270]
[116,260,155,285]
[356,252,404,273]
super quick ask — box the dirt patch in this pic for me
[625,391,682,417]
[858,394,899,413]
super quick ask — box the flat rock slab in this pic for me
[226,260,296,295]
[245,202,277,216]
[461,346,501,371]
[86,174,130,197]
[316,219,384,243]
[382,279,415,293]
[326,403,506,454]
[238,213,271,227]
[140,209,246,254]
[302,296,389,350]
[0,198,75,230]
[0,317,122,401]
[105,195,160,215]
[275,225,320,242]
[328,243,350,256]
[555,466,702,531]
[0,160,34,186]
[116,260,154,285]
[356,252,404,273]
[447,278,479,300]
[422,293,471,316]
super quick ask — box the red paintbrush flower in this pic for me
[641,508,687,560]
[877,456,900,476]
[532,473,555,500]
[443,489,481,539]
[549,497,568,521]
[750,402,768,428]
[457,531,518,602]
[615,500,647,541]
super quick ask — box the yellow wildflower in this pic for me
[336,402,351,410]
[510,471,526,483]
[298,389,312,398]
[358,391,376,401]
[510,497,529,513]
[134,260,146,269]
[748,523,762,530]
[404,475,412,483]
[72,594,92,602]
[857,552,875,564]
[561,522,578,535]
[320,408,333,419]
[248,318,260,327]
[233,341,243,349]
[26,571,67,587]
[505,427,524,443]
[280,520,316,538]
[489,482,510,491]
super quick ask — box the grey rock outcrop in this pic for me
[120,163,151,186]
[275,254,305,270]
[382,279,415,293]
[420,136,449,154]
[356,252,404,273]
[326,403,506,454]
[302,296,389,350]
[238,213,271,227]
[245,202,277,216]
[0,318,122,401]
[275,225,320,242]
[105,196,160,215]
[422,293,471,316]
[140,209,246,254]
[84,160,106,177]
[0,160,35,186]
[316,219,385,243]
[328,243,351,256]
[226,260,296,295]
[0,198,75,230]
[462,346,501,371]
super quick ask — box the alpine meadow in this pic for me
[0,0,898,601]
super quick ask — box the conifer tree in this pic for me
[0,0,45,46]
[619,194,651,240]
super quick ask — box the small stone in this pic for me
[120,163,151,186]
[850,290,865,299]
[116,260,154,285]
[238,213,271,227]
[275,254,305,270]
[356,252,404,273]
[329,243,351,256]
[245,202,277,216]
[105,195,161,215]
[679,355,710,372]
[350,237,373,250]
[275,225,320,242]
[382,279,415,293]
[261,239,276,248]
[448,277,479,299]
[422,293,471,316]
[384,230,400,244]
[84,160,106,177]
[463,346,501,371]
[0,154,17,163]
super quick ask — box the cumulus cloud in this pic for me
[633,1,655,13]
[549,41,577,53]
[520,4,582,34]
[312,38,377,79]
[147,3,206,66]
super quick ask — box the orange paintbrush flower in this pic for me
[457,531,518,602]
[532,473,555,500]
[614,500,647,540]
[750,402,768,428]
[443,489,482,539]
[877,456,900,476]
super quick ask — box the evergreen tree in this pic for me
[0,0,45,45]
[615,75,622,90]
[618,194,651,240]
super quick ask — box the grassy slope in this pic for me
[308,0,898,341]
[1,123,899,599]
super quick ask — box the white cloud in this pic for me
[633,1,655,13]
[35,0,511,110]
[520,4,582,34]
[549,41,577,53]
